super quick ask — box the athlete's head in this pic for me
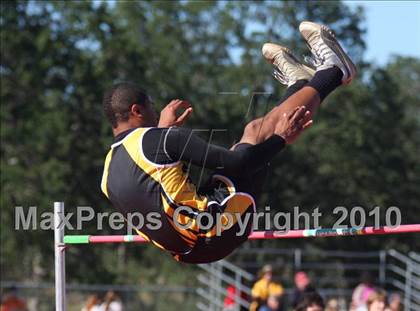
[103,82,158,131]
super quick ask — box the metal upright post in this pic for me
[294,249,302,271]
[379,250,386,287]
[54,202,66,311]
[404,261,412,311]
[216,263,223,310]
[235,273,241,311]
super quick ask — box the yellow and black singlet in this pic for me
[101,126,285,263]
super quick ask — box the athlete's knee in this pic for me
[244,118,263,136]
[240,118,267,145]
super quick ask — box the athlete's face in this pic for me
[140,98,159,126]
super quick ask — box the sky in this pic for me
[347,1,420,65]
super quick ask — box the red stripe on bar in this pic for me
[89,235,147,243]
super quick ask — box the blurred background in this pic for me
[1,1,419,310]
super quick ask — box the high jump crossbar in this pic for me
[62,224,420,244]
[53,202,420,311]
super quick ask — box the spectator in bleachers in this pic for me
[0,286,28,311]
[259,294,282,311]
[250,265,284,311]
[99,291,123,311]
[387,293,402,311]
[295,292,324,311]
[81,294,101,311]
[224,285,237,310]
[366,289,387,311]
[352,272,375,311]
[324,298,339,311]
[291,271,316,308]
[223,285,249,311]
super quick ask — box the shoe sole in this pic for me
[300,21,357,84]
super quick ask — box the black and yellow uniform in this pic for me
[101,126,285,263]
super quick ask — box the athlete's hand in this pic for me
[275,106,313,145]
[158,99,193,127]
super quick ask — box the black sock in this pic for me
[278,79,308,105]
[307,66,343,101]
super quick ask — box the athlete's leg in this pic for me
[280,79,309,102]
[239,21,357,146]
[238,85,321,145]
[177,22,358,264]
[239,64,345,145]
[237,45,315,145]
[179,85,317,264]
[228,78,309,203]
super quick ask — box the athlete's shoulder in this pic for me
[142,126,170,141]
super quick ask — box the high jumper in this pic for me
[99,21,357,264]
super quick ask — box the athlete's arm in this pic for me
[163,127,285,175]
[143,106,311,173]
